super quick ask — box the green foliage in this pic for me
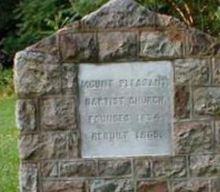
[0,69,14,98]
[0,97,19,192]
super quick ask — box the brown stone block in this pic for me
[62,64,78,94]
[60,160,97,177]
[190,155,220,177]
[172,179,209,192]
[175,86,190,119]
[98,32,137,61]
[98,159,131,177]
[137,181,169,192]
[40,161,59,177]
[43,180,86,192]
[174,121,213,154]
[59,31,98,62]
[40,97,77,130]
[134,158,152,178]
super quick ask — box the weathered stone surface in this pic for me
[174,121,213,154]
[211,179,220,192]
[172,180,209,192]
[215,121,220,152]
[186,28,216,56]
[190,155,220,177]
[62,64,78,94]
[134,158,151,178]
[20,132,78,160]
[59,31,98,62]
[90,179,133,192]
[82,0,155,28]
[140,30,184,58]
[40,161,59,177]
[213,58,220,84]
[16,99,37,132]
[26,34,59,56]
[98,159,131,177]
[152,156,187,179]
[98,32,137,61]
[60,160,96,177]
[174,58,210,85]
[137,181,168,192]
[40,97,76,130]
[14,51,61,97]
[175,86,190,119]
[43,180,86,192]
[194,87,220,117]
[20,164,38,192]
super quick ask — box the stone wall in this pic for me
[14,0,220,191]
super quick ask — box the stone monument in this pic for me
[14,0,220,191]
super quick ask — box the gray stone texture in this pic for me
[174,58,210,85]
[140,30,184,58]
[194,87,220,117]
[60,160,97,177]
[20,164,38,192]
[40,161,59,177]
[98,159,132,177]
[40,97,76,130]
[172,180,209,192]
[14,51,61,97]
[42,180,86,192]
[90,179,134,192]
[16,99,37,132]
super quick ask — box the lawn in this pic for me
[0,96,19,192]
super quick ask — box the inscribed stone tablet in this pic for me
[79,62,174,158]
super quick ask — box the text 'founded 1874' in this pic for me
[79,62,174,158]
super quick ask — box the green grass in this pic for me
[0,96,19,192]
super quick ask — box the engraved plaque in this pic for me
[79,62,174,158]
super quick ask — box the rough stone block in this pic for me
[134,158,151,178]
[175,86,190,119]
[174,58,210,85]
[90,179,133,192]
[60,160,96,177]
[152,156,187,179]
[215,121,220,152]
[16,99,37,132]
[40,97,76,130]
[213,58,220,85]
[186,28,215,56]
[14,51,61,97]
[172,180,209,192]
[62,64,78,94]
[20,164,38,192]
[98,32,137,61]
[174,121,213,154]
[140,30,184,58]
[42,180,86,192]
[81,0,156,28]
[40,161,59,177]
[211,178,220,192]
[59,31,98,62]
[194,87,220,117]
[137,181,169,192]
[190,155,220,177]
[98,159,131,177]
[20,132,78,160]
